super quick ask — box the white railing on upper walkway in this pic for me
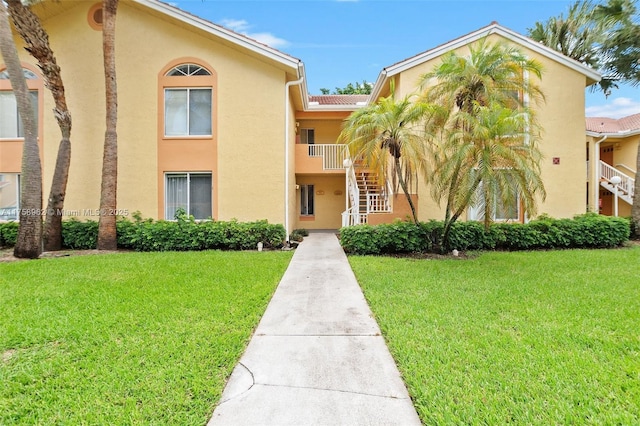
[307,144,347,170]
[600,161,635,199]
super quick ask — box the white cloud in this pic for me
[220,19,250,33]
[220,19,290,49]
[586,97,640,118]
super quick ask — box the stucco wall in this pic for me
[294,175,345,229]
[9,1,293,224]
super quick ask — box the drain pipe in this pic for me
[284,73,304,243]
[593,135,607,213]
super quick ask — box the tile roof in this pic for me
[586,113,640,133]
[308,95,369,105]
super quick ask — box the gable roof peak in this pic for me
[371,21,601,100]
[133,0,302,71]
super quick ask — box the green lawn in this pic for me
[0,250,292,425]
[350,247,640,425]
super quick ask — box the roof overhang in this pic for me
[586,130,640,138]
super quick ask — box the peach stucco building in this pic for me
[1,0,633,234]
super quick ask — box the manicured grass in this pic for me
[350,247,640,425]
[0,250,292,425]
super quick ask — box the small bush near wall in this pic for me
[1,216,286,252]
[62,219,99,249]
[340,214,630,255]
[0,221,19,248]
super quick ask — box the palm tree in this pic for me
[529,0,639,94]
[0,2,42,258]
[528,2,601,80]
[419,39,545,113]
[7,0,72,251]
[419,39,546,250]
[433,104,546,241]
[339,92,430,224]
[97,0,119,250]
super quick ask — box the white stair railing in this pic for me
[600,161,635,200]
[341,155,394,226]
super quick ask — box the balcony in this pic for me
[295,143,347,174]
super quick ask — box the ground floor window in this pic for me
[165,172,212,220]
[0,173,20,220]
[468,180,519,222]
[300,184,314,216]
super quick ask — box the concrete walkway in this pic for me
[208,232,421,426]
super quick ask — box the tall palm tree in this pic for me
[528,2,601,73]
[0,2,42,258]
[529,0,639,93]
[419,39,546,250]
[339,92,430,224]
[7,0,72,251]
[97,0,118,250]
[419,39,545,113]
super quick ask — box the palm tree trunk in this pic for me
[394,157,419,224]
[483,188,491,231]
[631,143,640,239]
[0,3,42,258]
[442,175,483,252]
[6,0,72,251]
[97,0,119,250]
[44,138,70,250]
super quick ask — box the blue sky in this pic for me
[170,0,639,118]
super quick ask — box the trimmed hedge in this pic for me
[0,217,286,251]
[339,213,631,255]
[0,221,18,248]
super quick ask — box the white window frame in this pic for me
[164,172,212,220]
[164,87,212,137]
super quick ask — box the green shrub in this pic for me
[62,219,99,249]
[0,221,18,248]
[0,213,287,252]
[339,214,630,255]
[116,217,286,252]
[290,228,309,242]
[340,221,429,254]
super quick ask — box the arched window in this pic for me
[163,63,213,137]
[166,64,211,77]
[0,67,40,139]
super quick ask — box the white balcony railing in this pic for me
[307,144,347,170]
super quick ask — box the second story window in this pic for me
[0,69,39,139]
[299,128,315,144]
[163,63,213,137]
